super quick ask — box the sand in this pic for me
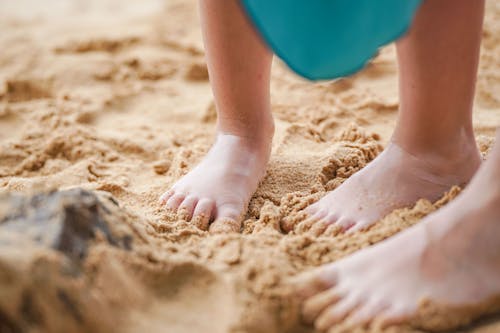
[0,0,499,332]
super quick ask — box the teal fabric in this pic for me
[240,0,422,81]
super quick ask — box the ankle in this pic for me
[484,139,500,199]
[391,130,481,181]
[216,117,274,148]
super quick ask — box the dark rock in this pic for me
[0,309,22,333]
[0,188,132,263]
[20,290,43,326]
[56,289,83,324]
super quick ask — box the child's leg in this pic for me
[297,1,498,329]
[160,0,274,232]
[289,0,483,235]
[299,129,499,331]
[199,0,273,137]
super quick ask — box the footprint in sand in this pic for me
[3,78,52,103]
[53,36,140,54]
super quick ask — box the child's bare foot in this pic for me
[297,143,500,331]
[159,132,272,232]
[293,138,481,235]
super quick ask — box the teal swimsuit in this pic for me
[240,0,422,81]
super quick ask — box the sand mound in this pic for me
[0,0,499,332]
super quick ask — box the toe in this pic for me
[308,220,329,236]
[307,212,337,236]
[323,213,339,224]
[302,286,345,324]
[209,202,243,233]
[165,193,185,211]
[323,223,343,237]
[294,265,338,299]
[304,203,320,216]
[177,195,199,221]
[159,189,175,204]
[344,298,389,329]
[209,218,241,233]
[346,220,371,234]
[191,198,215,231]
[295,210,327,234]
[315,294,362,330]
[335,217,356,232]
[378,304,413,328]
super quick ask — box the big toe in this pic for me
[209,202,243,233]
[209,218,241,233]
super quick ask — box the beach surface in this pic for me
[0,0,499,332]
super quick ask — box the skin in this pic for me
[161,0,483,233]
[161,0,500,327]
[299,0,484,234]
[159,0,273,232]
[297,130,500,331]
[295,2,495,329]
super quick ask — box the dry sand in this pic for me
[0,0,499,332]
